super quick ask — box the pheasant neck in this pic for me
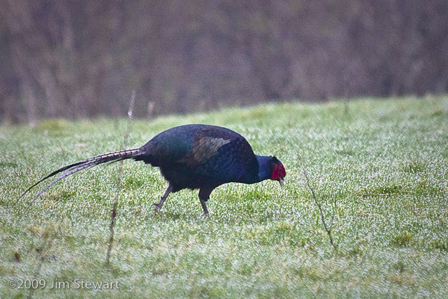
[255,155,273,182]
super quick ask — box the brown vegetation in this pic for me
[1,0,447,123]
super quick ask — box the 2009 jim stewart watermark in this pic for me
[9,278,120,290]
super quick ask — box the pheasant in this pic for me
[20,124,286,215]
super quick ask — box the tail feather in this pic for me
[19,148,143,212]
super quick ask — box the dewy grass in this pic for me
[1,95,448,298]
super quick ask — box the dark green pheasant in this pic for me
[20,124,286,215]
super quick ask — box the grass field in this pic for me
[1,96,447,298]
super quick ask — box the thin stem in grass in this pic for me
[298,153,336,249]
[302,167,335,249]
[28,227,57,299]
[106,91,135,265]
[106,201,118,264]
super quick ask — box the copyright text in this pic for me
[8,278,120,290]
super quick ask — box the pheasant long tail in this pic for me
[18,148,143,212]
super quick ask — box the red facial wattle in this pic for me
[272,164,286,186]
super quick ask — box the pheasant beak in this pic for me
[278,177,284,187]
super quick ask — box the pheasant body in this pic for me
[21,124,286,215]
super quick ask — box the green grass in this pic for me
[1,95,447,298]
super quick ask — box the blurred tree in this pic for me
[1,0,447,123]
